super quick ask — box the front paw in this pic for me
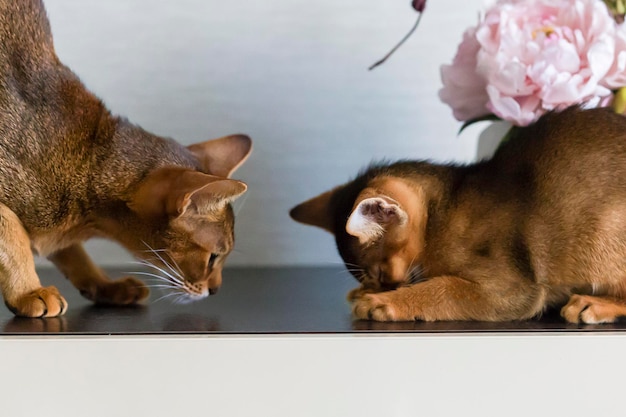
[346,286,379,302]
[85,276,150,306]
[352,293,400,321]
[560,294,622,324]
[5,286,67,317]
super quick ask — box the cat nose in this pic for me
[209,287,220,295]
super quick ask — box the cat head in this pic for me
[124,134,251,303]
[290,175,429,292]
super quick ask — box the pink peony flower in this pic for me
[439,0,626,126]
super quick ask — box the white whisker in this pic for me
[163,251,185,279]
[125,270,182,284]
[132,258,185,285]
[140,278,184,288]
[153,291,185,304]
[123,270,186,293]
[140,241,185,280]
[146,284,183,291]
[172,293,194,305]
[407,263,425,285]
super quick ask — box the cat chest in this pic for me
[29,221,98,256]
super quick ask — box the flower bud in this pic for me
[412,0,426,13]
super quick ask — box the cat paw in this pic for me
[82,276,149,306]
[561,294,623,324]
[5,286,67,317]
[352,293,400,321]
[346,286,378,302]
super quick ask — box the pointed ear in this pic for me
[183,176,248,215]
[289,187,341,234]
[128,167,247,217]
[346,196,407,244]
[188,134,252,178]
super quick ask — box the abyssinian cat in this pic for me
[0,0,252,317]
[291,106,626,324]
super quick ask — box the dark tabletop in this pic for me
[2,266,625,335]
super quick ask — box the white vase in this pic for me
[475,120,513,161]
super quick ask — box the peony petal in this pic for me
[486,84,523,124]
[587,36,615,77]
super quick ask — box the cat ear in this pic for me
[179,175,248,216]
[128,167,247,217]
[289,188,339,234]
[188,134,252,178]
[346,197,408,243]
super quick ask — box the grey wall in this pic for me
[40,0,485,267]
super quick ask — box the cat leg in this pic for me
[352,275,541,322]
[48,244,149,305]
[0,203,67,317]
[560,294,626,324]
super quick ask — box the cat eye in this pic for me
[208,253,219,269]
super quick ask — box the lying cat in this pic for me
[291,106,626,324]
[0,0,252,317]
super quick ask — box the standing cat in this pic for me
[291,106,626,324]
[0,0,252,317]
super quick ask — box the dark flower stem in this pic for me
[369,12,423,71]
